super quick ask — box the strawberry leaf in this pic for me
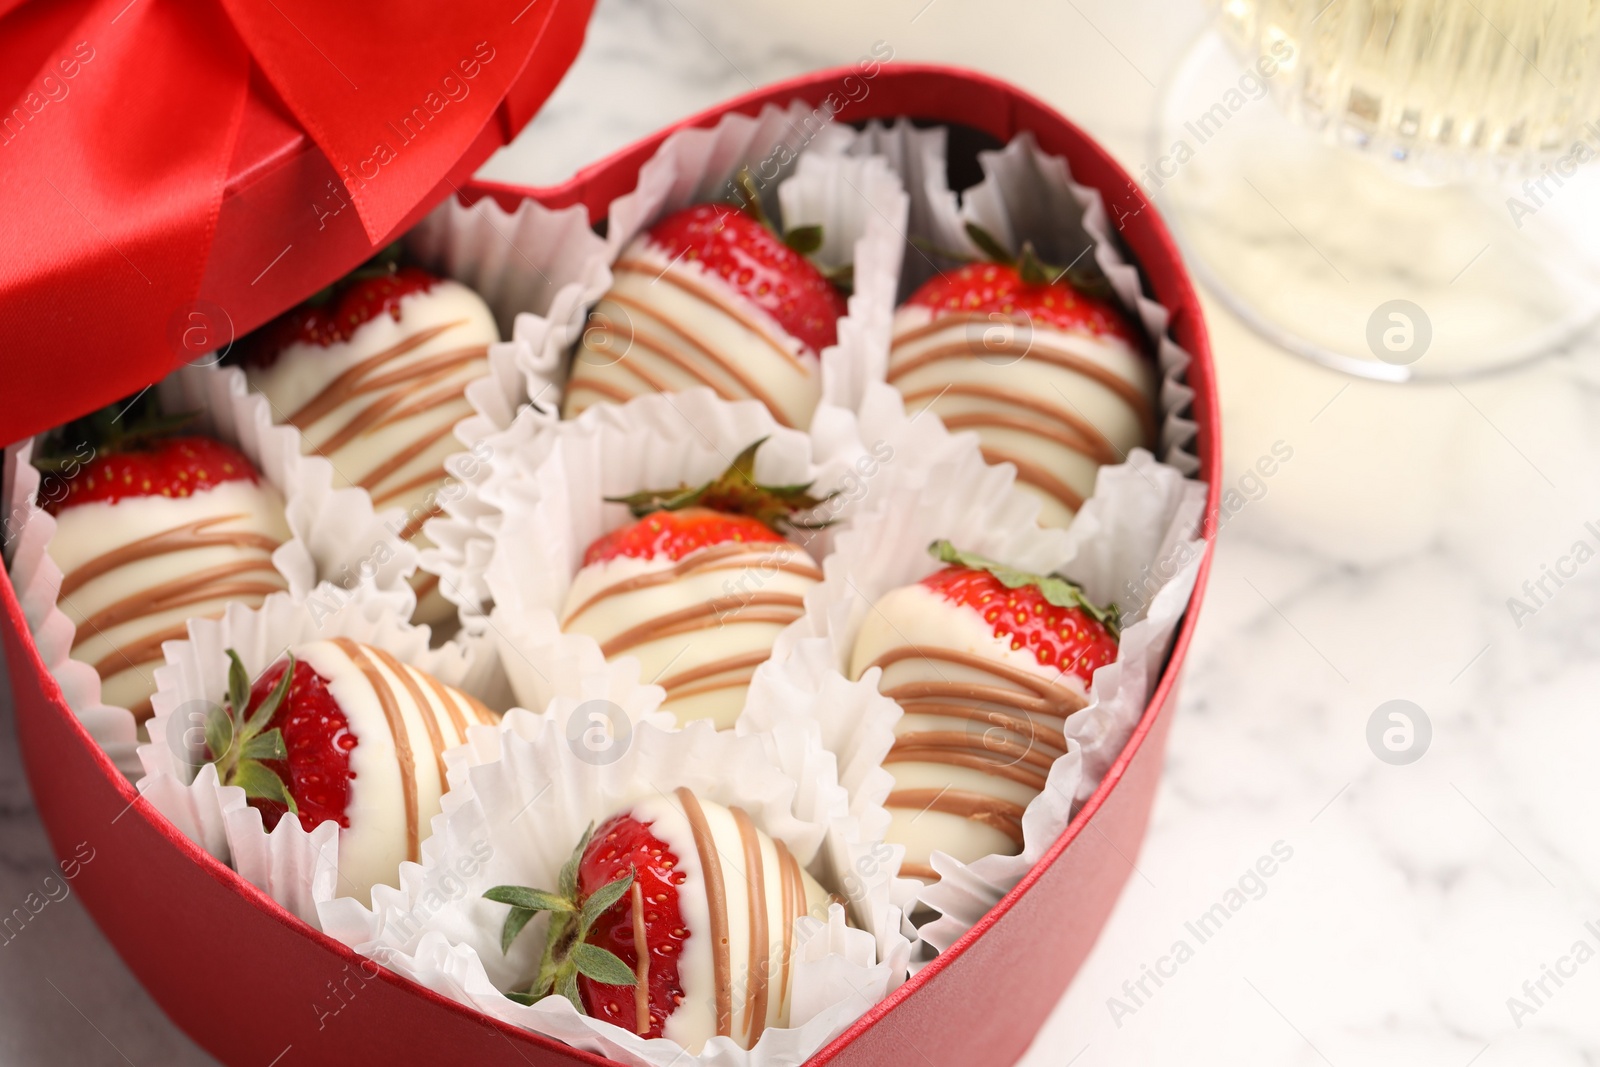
[555,968,584,1014]
[242,652,294,742]
[232,758,299,817]
[560,824,595,900]
[964,222,1015,267]
[730,168,774,232]
[484,886,576,914]
[499,906,537,955]
[579,868,634,933]
[225,650,251,731]
[203,704,233,768]
[606,437,835,533]
[784,224,824,256]
[928,540,1121,639]
[504,990,539,1006]
[240,728,287,762]
[572,943,637,987]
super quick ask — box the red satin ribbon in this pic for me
[0,0,572,447]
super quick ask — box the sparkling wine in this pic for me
[1214,0,1600,176]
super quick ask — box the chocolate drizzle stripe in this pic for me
[596,593,805,658]
[612,258,813,373]
[867,645,1086,709]
[421,667,471,739]
[885,745,1052,791]
[897,382,1120,465]
[888,334,1156,443]
[980,444,1085,514]
[939,409,1115,466]
[465,693,498,726]
[590,292,798,427]
[411,571,442,603]
[564,376,637,410]
[893,727,1061,773]
[89,618,187,690]
[370,350,487,425]
[898,861,939,882]
[333,638,420,863]
[286,322,459,429]
[355,420,457,494]
[59,514,280,597]
[391,500,445,540]
[315,356,469,456]
[631,879,651,1035]
[774,839,798,1019]
[368,646,449,801]
[655,650,770,699]
[731,806,769,1044]
[886,788,1026,845]
[675,787,732,1038]
[562,542,818,623]
[74,562,283,639]
[893,702,1070,752]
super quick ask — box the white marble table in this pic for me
[7,0,1600,1063]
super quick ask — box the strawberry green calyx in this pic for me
[205,650,298,815]
[928,540,1121,639]
[728,168,847,290]
[915,222,1118,304]
[606,438,837,534]
[484,824,638,1013]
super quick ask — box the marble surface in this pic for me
[7,0,1600,1063]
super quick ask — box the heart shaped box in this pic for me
[1,64,1219,1067]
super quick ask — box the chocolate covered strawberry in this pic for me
[244,252,499,625]
[38,402,291,722]
[564,178,849,429]
[889,226,1156,528]
[559,441,827,728]
[486,788,831,1052]
[848,541,1119,881]
[204,639,498,901]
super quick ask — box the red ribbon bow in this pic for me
[0,0,589,446]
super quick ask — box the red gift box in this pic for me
[0,22,1220,1065]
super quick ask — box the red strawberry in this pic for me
[203,650,345,830]
[47,435,260,514]
[250,265,438,359]
[231,655,356,831]
[584,507,785,566]
[585,438,832,565]
[922,541,1120,683]
[648,203,846,356]
[573,813,689,1037]
[906,260,1138,345]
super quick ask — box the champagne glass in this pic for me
[1153,0,1600,381]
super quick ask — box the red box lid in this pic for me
[0,0,597,448]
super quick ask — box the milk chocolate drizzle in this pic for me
[732,805,770,1045]
[281,318,487,546]
[888,313,1154,515]
[866,644,1087,857]
[631,879,651,1035]
[564,544,819,705]
[60,514,287,720]
[675,787,733,1038]
[566,256,819,428]
[333,638,421,863]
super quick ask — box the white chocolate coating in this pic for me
[559,540,821,729]
[563,238,822,429]
[47,480,290,721]
[627,790,829,1053]
[293,638,498,904]
[848,583,1089,880]
[888,304,1156,528]
[247,280,497,624]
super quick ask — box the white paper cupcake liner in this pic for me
[135,585,484,927]
[779,438,1203,957]
[316,704,905,1067]
[412,103,908,616]
[1,362,419,776]
[808,121,1201,477]
[456,390,857,717]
